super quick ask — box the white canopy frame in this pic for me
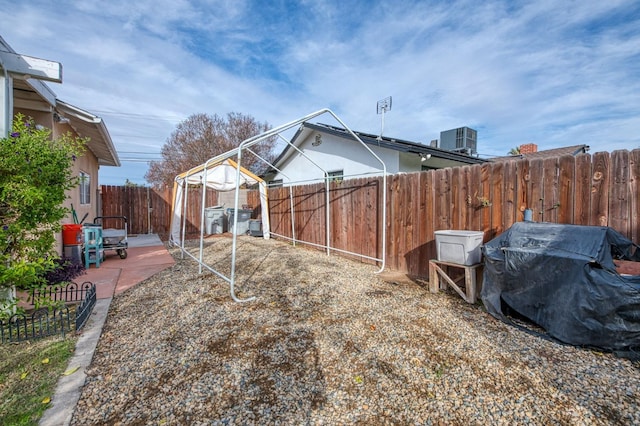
[170,109,387,302]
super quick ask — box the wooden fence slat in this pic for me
[610,150,630,237]
[373,177,383,262]
[416,172,431,274]
[502,160,517,231]
[542,157,559,223]
[338,181,350,253]
[631,150,640,244]
[459,166,469,229]
[468,165,482,232]
[451,167,462,230]
[403,173,419,274]
[490,161,504,237]
[480,163,493,240]
[388,174,400,271]
[328,182,338,252]
[558,155,576,224]
[529,158,544,223]
[574,154,591,226]
[341,182,349,253]
[422,173,436,262]
[434,169,451,231]
[516,158,528,223]
[591,152,610,227]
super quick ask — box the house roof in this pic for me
[1,36,120,167]
[272,122,486,169]
[56,100,120,167]
[490,145,589,162]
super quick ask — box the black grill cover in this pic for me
[481,222,640,353]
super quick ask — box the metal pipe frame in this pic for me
[174,108,387,302]
[276,133,330,254]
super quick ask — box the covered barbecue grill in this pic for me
[482,221,640,356]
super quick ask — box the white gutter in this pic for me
[56,100,121,167]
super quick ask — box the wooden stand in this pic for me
[429,260,483,304]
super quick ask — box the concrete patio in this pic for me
[81,233,175,299]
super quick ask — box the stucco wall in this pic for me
[13,109,101,255]
[14,108,53,129]
[399,151,424,172]
[56,124,100,255]
[63,139,99,224]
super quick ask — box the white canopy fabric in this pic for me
[169,159,270,244]
[179,159,257,189]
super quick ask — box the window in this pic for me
[79,171,91,205]
[268,179,283,188]
[328,170,343,183]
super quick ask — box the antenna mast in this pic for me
[376,96,392,139]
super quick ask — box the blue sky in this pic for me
[1,0,639,185]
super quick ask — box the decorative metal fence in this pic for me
[31,280,95,305]
[1,306,71,343]
[1,281,97,343]
[74,282,96,331]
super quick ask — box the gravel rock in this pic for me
[71,237,640,425]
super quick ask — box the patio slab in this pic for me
[83,241,175,299]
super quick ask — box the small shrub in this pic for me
[43,258,86,285]
[0,114,86,308]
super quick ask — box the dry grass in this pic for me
[0,334,77,425]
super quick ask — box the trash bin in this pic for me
[226,208,253,235]
[63,245,83,264]
[62,224,83,264]
[62,224,83,245]
[205,206,227,234]
[248,219,263,237]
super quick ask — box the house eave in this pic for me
[305,122,485,164]
[56,100,121,167]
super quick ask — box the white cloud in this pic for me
[1,0,638,182]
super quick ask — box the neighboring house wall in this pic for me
[268,122,486,185]
[272,132,397,183]
[399,152,424,172]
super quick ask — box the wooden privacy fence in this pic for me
[101,149,640,278]
[101,185,225,236]
[266,150,640,278]
[101,185,171,235]
[100,185,258,237]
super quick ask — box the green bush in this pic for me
[0,114,85,303]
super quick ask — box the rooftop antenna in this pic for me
[376,96,392,140]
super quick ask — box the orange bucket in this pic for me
[62,224,83,245]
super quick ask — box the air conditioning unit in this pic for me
[439,127,477,155]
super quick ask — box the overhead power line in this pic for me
[118,158,162,163]
[118,151,162,155]
[90,109,185,122]
[111,134,167,140]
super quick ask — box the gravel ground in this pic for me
[71,236,640,425]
